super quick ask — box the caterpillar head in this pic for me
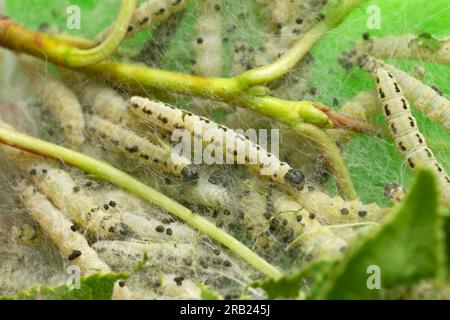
[284,169,305,190]
[181,165,199,184]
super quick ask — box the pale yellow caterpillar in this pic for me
[18,55,85,148]
[86,115,199,183]
[237,183,284,254]
[96,0,190,42]
[272,192,349,261]
[20,185,111,275]
[373,67,450,208]
[181,176,230,208]
[93,240,237,275]
[295,185,386,224]
[343,52,450,131]
[128,96,305,189]
[61,71,136,127]
[354,34,450,65]
[28,163,199,242]
[192,0,222,77]
[26,163,132,240]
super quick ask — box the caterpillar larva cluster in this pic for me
[373,67,450,208]
[341,49,450,131]
[26,162,199,243]
[26,163,132,240]
[18,55,85,148]
[86,115,199,183]
[128,96,304,188]
[153,274,201,300]
[61,71,136,127]
[96,0,190,42]
[93,240,237,275]
[295,185,386,224]
[271,192,349,261]
[192,1,222,77]
[20,185,111,275]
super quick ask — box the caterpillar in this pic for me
[180,176,230,208]
[373,67,450,208]
[93,240,237,275]
[272,191,349,261]
[96,0,190,42]
[238,183,283,255]
[252,0,327,67]
[25,163,133,240]
[354,34,450,66]
[128,96,305,189]
[18,55,85,148]
[86,115,199,183]
[294,184,386,224]
[342,51,450,131]
[20,184,111,275]
[192,0,222,77]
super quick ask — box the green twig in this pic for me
[294,123,358,200]
[0,126,282,279]
[64,0,135,67]
[237,0,368,85]
[0,9,376,132]
[2,0,135,67]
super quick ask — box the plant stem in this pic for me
[294,123,358,200]
[238,24,328,85]
[237,0,368,85]
[0,13,375,131]
[0,0,135,67]
[0,126,282,279]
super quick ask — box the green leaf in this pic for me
[412,33,445,52]
[250,260,337,299]
[195,283,223,300]
[320,169,445,299]
[14,272,129,300]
